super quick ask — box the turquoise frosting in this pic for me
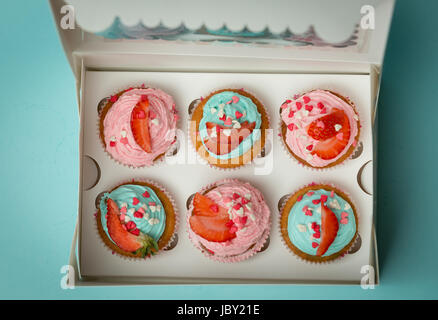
[99,184,166,243]
[198,91,262,159]
[287,189,356,257]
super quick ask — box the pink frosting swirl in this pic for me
[188,179,271,261]
[103,88,178,167]
[280,90,359,167]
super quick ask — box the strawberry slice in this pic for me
[192,193,229,218]
[310,110,351,160]
[203,121,256,155]
[189,215,236,242]
[106,198,158,256]
[130,99,152,153]
[316,203,339,256]
[190,193,236,242]
[106,198,143,252]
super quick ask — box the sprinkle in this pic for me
[313,232,321,239]
[317,102,324,109]
[137,207,145,214]
[120,207,127,214]
[285,99,292,104]
[222,129,232,137]
[235,207,244,216]
[235,111,243,119]
[156,205,161,212]
[302,110,309,117]
[306,144,313,151]
[295,112,302,120]
[241,197,249,205]
[302,205,309,213]
[233,122,241,129]
[134,211,143,218]
[140,94,148,102]
[353,114,359,121]
[120,130,127,138]
[148,218,155,225]
[312,242,319,248]
[305,105,313,112]
[120,137,128,144]
[316,120,325,128]
[109,95,118,103]
[312,199,321,205]
[329,199,341,210]
[148,202,156,206]
[303,96,311,103]
[320,108,327,114]
[211,108,217,114]
[144,213,150,220]
[120,213,126,221]
[218,110,225,119]
[109,140,116,147]
[232,193,240,200]
[126,221,136,230]
[143,191,150,198]
[330,190,335,198]
[297,224,307,232]
[149,206,156,213]
[239,227,248,233]
[316,206,321,214]
[340,218,349,225]
[219,103,225,109]
[237,216,248,225]
[130,228,140,236]
[229,225,238,233]
[151,119,160,126]
[307,191,314,196]
[288,109,294,118]
[296,102,302,110]
[245,203,252,210]
[127,208,135,215]
[305,210,313,216]
[344,203,351,210]
[336,132,344,140]
[244,194,251,200]
[232,96,239,104]
[320,195,328,203]
[297,195,303,202]
[132,197,139,205]
[287,123,296,131]
[225,220,234,228]
[224,117,233,126]
[233,203,242,210]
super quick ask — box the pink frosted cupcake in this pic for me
[187,179,271,262]
[280,90,360,169]
[99,86,178,167]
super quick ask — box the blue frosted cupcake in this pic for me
[189,88,270,169]
[96,180,177,258]
[279,183,358,263]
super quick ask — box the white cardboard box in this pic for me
[50,0,395,286]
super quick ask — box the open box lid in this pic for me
[50,0,395,77]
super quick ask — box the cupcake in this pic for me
[96,180,177,258]
[99,86,178,167]
[189,89,270,169]
[279,183,358,263]
[280,90,360,169]
[187,179,271,262]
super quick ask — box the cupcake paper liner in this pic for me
[277,181,360,264]
[186,178,271,263]
[97,85,180,169]
[187,88,272,172]
[94,178,179,261]
[277,90,363,171]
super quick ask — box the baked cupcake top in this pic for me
[99,184,166,256]
[286,188,356,257]
[280,90,359,168]
[102,88,178,167]
[198,91,262,160]
[188,179,270,259]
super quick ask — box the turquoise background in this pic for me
[0,1,436,299]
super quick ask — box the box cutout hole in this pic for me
[97,97,109,115]
[95,191,107,209]
[278,194,292,212]
[186,193,196,210]
[164,234,178,251]
[351,141,363,159]
[83,156,101,191]
[259,235,270,252]
[188,99,200,115]
[347,233,362,254]
[258,139,272,158]
[165,137,180,158]
[357,160,372,195]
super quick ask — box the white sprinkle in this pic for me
[353,114,359,121]
[334,124,342,131]
[151,119,160,126]
[156,205,161,212]
[239,227,248,233]
[316,206,321,214]
[329,199,341,210]
[228,208,233,219]
[153,218,160,225]
[235,207,244,216]
[307,222,313,230]
[120,130,127,138]
[127,208,135,215]
[233,122,241,129]
[210,130,217,138]
[344,203,351,210]
[249,213,256,221]
[149,205,156,213]
[222,129,232,137]
[120,202,127,208]
[219,103,225,109]
[218,110,225,118]
[148,218,155,225]
[140,203,147,210]
[245,203,252,210]
[144,213,150,220]
[125,215,131,222]
[210,108,217,114]
[226,202,233,208]
[297,224,307,232]
[244,193,252,200]
[110,136,116,142]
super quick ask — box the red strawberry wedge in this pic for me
[190,193,236,242]
[192,193,229,218]
[131,99,152,153]
[203,121,256,155]
[316,203,339,256]
[309,109,351,160]
[106,198,143,252]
